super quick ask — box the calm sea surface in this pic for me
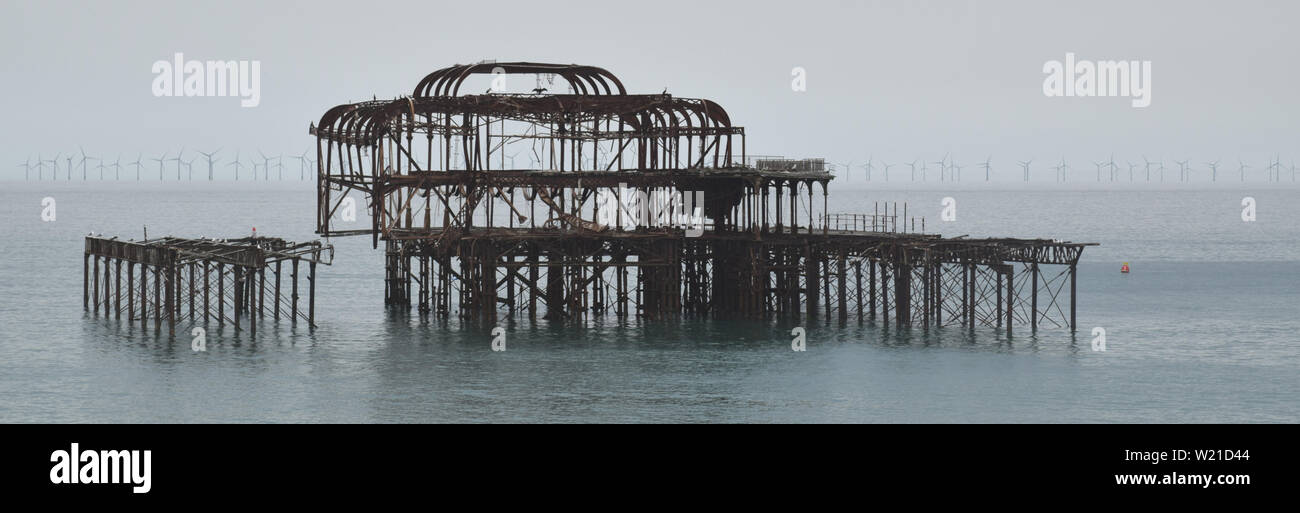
[1,182,1297,422]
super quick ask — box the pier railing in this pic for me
[820,213,925,233]
[739,155,827,172]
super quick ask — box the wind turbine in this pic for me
[1175,160,1190,182]
[1107,154,1118,181]
[1018,159,1032,182]
[836,161,853,180]
[275,154,284,180]
[152,152,168,181]
[1093,160,1105,182]
[1142,156,1153,182]
[228,150,245,180]
[47,153,60,181]
[861,155,873,181]
[66,154,74,180]
[1052,158,1068,182]
[906,159,918,182]
[931,153,948,182]
[1267,154,1281,182]
[290,150,309,180]
[34,154,45,180]
[168,148,185,180]
[18,156,32,181]
[95,156,106,180]
[78,146,95,181]
[258,149,274,181]
[1157,160,1166,182]
[1205,159,1220,182]
[198,148,222,180]
[881,161,894,182]
[1238,159,1250,182]
[980,156,992,182]
[1126,161,1137,182]
[107,155,122,180]
[950,161,963,182]
[181,155,196,179]
[129,154,144,181]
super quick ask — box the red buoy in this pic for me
[1120,262,1130,273]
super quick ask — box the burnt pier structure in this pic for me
[83,236,333,334]
[312,62,1093,333]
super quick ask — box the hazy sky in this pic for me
[3,0,1297,178]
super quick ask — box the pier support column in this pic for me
[481,248,498,323]
[850,257,859,322]
[922,260,931,328]
[128,263,135,322]
[1069,263,1077,332]
[290,260,297,324]
[805,245,819,319]
[528,250,539,319]
[545,252,566,320]
[140,263,148,330]
[233,266,242,330]
[1005,265,1014,337]
[188,262,195,322]
[894,255,910,328]
[994,265,1002,330]
[153,262,161,330]
[92,255,100,315]
[274,261,282,320]
[203,263,210,322]
[934,264,942,326]
[218,264,225,325]
[115,260,122,320]
[880,259,890,325]
[868,259,877,320]
[1030,263,1039,332]
[309,261,317,326]
[83,253,89,311]
[166,255,175,335]
[968,263,976,330]
[961,262,969,326]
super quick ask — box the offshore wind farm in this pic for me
[18,149,1300,185]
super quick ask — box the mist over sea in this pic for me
[1,182,1296,422]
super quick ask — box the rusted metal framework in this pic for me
[83,236,333,334]
[312,61,1094,332]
